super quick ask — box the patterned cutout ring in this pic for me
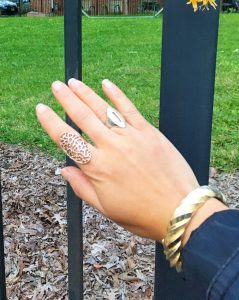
[59,132,92,164]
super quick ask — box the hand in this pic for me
[36,79,199,241]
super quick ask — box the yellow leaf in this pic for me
[187,0,217,11]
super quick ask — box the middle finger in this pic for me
[51,81,114,145]
[68,78,109,124]
[67,79,133,135]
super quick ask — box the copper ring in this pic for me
[59,132,92,164]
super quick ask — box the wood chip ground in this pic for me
[0,142,238,299]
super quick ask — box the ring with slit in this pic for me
[106,107,126,128]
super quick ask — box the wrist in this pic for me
[181,197,228,247]
[162,186,227,272]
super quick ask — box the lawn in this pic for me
[0,14,238,171]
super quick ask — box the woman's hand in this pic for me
[36,79,199,241]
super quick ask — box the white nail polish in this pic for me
[36,103,47,114]
[55,167,62,175]
[52,81,64,91]
[68,78,77,85]
[102,79,112,88]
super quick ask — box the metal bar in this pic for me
[64,1,84,299]
[0,173,7,300]
[154,0,220,299]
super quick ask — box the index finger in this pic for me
[35,103,98,169]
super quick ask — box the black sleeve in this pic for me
[181,209,239,300]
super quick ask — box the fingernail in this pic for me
[68,78,77,85]
[52,80,64,91]
[102,79,113,89]
[55,167,62,175]
[61,168,70,181]
[36,103,48,114]
[68,78,84,90]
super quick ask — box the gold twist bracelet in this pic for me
[162,186,227,272]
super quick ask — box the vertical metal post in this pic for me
[0,174,7,300]
[64,1,84,299]
[154,0,220,299]
[18,0,23,16]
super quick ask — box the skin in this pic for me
[36,79,228,247]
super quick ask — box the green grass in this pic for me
[212,14,239,171]
[0,15,238,171]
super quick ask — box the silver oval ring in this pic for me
[106,107,126,128]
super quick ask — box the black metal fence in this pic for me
[0,174,6,300]
[65,0,220,299]
[0,0,220,298]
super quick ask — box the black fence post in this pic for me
[64,1,84,299]
[0,174,7,300]
[154,0,220,299]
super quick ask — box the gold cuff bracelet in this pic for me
[162,185,227,272]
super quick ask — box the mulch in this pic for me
[0,142,238,299]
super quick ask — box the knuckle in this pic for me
[77,109,92,122]
[88,157,114,180]
[40,109,55,123]
[96,105,108,120]
[86,164,104,180]
[124,107,138,117]
[120,143,134,156]
[81,86,92,97]
[59,87,72,99]
[112,90,127,103]
[94,164,106,177]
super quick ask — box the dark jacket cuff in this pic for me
[181,209,239,299]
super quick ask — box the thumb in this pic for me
[60,166,102,211]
